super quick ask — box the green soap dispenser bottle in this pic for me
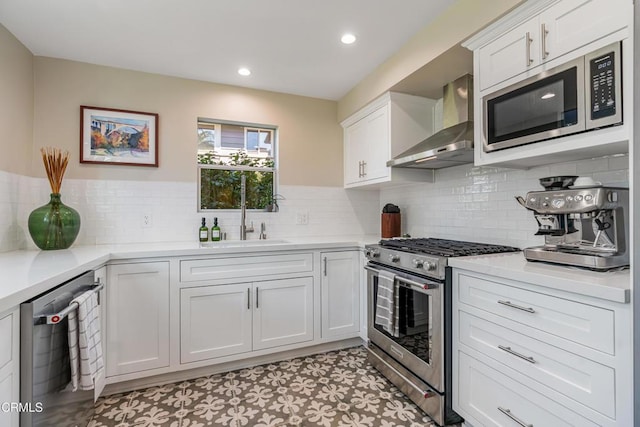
[211,217,221,241]
[199,217,209,242]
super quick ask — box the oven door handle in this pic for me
[364,265,440,295]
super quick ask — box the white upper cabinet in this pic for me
[539,0,628,65]
[477,0,630,92]
[478,18,540,91]
[464,0,632,168]
[342,92,437,188]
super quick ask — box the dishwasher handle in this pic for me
[38,282,104,325]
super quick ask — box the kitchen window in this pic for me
[197,119,277,211]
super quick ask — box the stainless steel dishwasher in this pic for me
[20,270,102,427]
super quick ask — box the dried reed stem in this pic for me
[40,147,70,194]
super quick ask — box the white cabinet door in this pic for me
[344,117,368,186]
[539,0,628,63]
[343,104,390,187]
[361,104,390,182]
[478,18,539,91]
[321,251,360,338]
[106,262,170,376]
[0,371,15,427]
[0,310,18,427]
[180,283,252,363]
[253,278,314,350]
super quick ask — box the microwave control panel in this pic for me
[590,50,616,120]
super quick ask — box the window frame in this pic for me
[197,118,278,212]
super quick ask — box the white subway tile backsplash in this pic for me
[380,155,629,249]
[0,154,629,253]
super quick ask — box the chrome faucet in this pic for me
[240,174,254,240]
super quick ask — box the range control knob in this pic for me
[412,259,424,268]
[389,254,400,263]
[424,261,437,272]
[371,250,380,258]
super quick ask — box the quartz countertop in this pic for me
[448,252,630,303]
[0,236,378,313]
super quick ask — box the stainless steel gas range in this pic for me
[365,238,519,426]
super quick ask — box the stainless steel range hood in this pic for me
[387,74,474,169]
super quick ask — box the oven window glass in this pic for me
[487,67,579,145]
[372,277,433,365]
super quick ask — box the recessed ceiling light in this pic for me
[541,92,555,99]
[238,67,251,76]
[341,33,356,45]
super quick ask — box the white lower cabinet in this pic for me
[458,352,598,427]
[180,283,252,363]
[453,269,632,427]
[320,251,360,338]
[181,277,314,364]
[253,277,313,350]
[0,308,19,427]
[106,262,170,377]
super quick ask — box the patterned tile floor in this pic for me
[88,346,439,427]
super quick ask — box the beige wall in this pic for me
[337,0,523,121]
[33,57,343,186]
[0,24,33,175]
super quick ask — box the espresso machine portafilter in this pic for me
[515,186,629,270]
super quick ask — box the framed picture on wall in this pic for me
[80,106,159,167]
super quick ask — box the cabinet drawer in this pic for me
[0,313,13,371]
[459,310,615,417]
[180,253,313,282]
[458,273,614,354]
[458,351,598,427]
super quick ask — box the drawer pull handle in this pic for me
[498,345,536,364]
[498,300,535,313]
[498,407,533,427]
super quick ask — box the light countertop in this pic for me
[0,236,377,313]
[2,237,631,313]
[449,252,630,303]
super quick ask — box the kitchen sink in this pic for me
[199,239,289,248]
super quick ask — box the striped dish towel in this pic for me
[68,289,104,391]
[374,270,399,337]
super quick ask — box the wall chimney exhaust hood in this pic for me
[387,74,474,169]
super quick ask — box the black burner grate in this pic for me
[380,238,520,257]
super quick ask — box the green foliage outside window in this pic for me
[198,151,274,210]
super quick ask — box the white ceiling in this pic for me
[0,0,457,100]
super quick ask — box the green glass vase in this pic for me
[28,193,81,250]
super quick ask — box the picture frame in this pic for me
[80,106,159,167]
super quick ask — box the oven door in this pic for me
[483,56,585,152]
[366,264,443,392]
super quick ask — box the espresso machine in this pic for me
[516,184,629,270]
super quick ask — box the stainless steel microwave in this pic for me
[483,42,622,153]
